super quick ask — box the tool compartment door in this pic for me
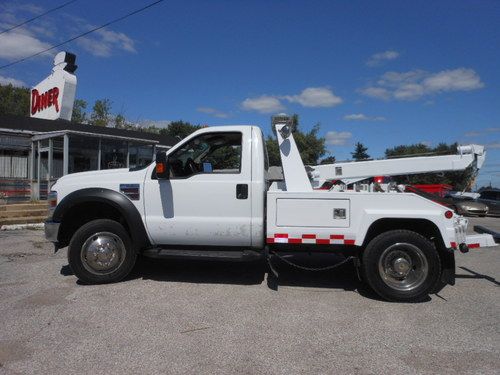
[276,198,350,228]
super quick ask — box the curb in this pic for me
[0,223,44,231]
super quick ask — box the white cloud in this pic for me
[465,127,500,137]
[325,131,352,146]
[486,142,500,149]
[0,31,52,59]
[197,107,229,118]
[77,29,136,57]
[366,50,400,67]
[242,87,343,113]
[359,86,391,100]
[360,68,484,101]
[343,113,386,121]
[423,68,484,92]
[465,131,481,137]
[284,87,342,107]
[0,75,27,87]
[0,4,136,61]
[241,95,285,114]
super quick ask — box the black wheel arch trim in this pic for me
[53,187,151,250]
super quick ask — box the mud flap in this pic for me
[433,247,455,293]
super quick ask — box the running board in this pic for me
[142,248,263,262]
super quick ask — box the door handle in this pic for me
[236,184,248,199]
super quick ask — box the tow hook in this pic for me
[459,243,469,253]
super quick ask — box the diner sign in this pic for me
[30,51,77,121]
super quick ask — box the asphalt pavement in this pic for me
[0,217,499,374]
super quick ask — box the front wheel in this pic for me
[361,230,441,302]
[68,219,137,284]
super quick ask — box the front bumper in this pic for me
[44,221,60,243]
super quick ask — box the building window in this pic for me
[129,143,153,169]
[69,136,99,173]
[101,139,127,170]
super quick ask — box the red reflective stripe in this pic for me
[450,242,457,249]
[468,243,480,248]
[316,239,330,245]
[302,234,316,239]
[267,234,356,246]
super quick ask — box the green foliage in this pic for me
[138,125,161,134]
[113,113,126,129]
[319,156,336,164]
[159,120,203,139]
[71,99,87,123]
[0,83,30,117]
[266,114,326,166]
[266,135,281,166]
[385,143,432,157]
[385,142,475,190]
[351,142,370,161]
[90,99,112,127]
[205,145,240,170]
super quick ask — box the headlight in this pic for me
[47,191,57,219]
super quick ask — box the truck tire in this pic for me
[68,219,137,284]
[362,230,441,302]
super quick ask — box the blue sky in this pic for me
[0,0,499,188]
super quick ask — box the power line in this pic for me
[0,0,164,71]
[0,0,78,35]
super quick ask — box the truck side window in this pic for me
[168,132,242,178]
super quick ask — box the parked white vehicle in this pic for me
[45,115,496,302]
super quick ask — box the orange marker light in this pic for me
[156,163,165,174]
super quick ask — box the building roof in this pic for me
[0,115,177,147]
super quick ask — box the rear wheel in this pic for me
[362,230,441,302]
[68,219,137,284]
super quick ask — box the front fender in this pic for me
[53,187,151,250]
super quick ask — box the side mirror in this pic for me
[155,151,170,179]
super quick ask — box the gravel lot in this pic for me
[0,218,499,374]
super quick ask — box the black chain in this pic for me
[269,250,358,272]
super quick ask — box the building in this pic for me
[0,114,177,201]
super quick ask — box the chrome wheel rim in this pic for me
[378,243,428,292]
[80,232,126,275]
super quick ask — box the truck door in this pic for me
[144,129,252,247]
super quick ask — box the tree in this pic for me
[90,99,112,127]
[159,120,203,139]
[384,142,475,190]
[351,142,370,161]
[71,99,87,123]
[319,156,336,164]
[385,143,431,158]
[0,83,30,116]
[113,113,126,129]
[265,115,326,166]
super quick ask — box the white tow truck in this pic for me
[44,115,496,302]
